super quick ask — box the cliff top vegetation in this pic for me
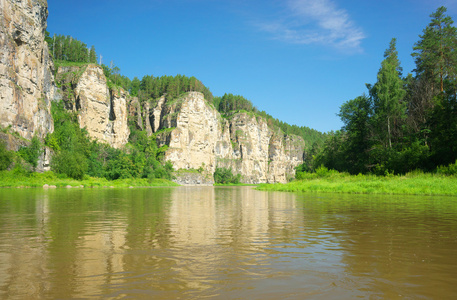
[46,31,327,150]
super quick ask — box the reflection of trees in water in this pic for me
[318,194,457,299]
[4,189,456,298]
[0,187,307,298]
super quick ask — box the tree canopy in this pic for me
[306,6,457,175]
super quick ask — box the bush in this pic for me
[51,150,88,180]
[214,167,241,184]
[17,136,42,168]
[0,141,13,171]
[314,165,340,177]
[436,160,457,176]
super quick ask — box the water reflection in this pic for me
[0,188,457,299]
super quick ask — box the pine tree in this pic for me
[412,6,457,94]
[89,45,97,64]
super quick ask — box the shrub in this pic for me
[17,135,42,168]
[315,165,339,177]
[436,160,457,176]
[51,150,88,180]
[0,141,13,171]
[214,167,241,184]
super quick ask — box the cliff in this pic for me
[55,65,130,148]
[140,92,305,183]
[0,0,56,139]
[0,0,305,182]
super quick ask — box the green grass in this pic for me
[257,171,457,196]
[0,170,179,188]
[54,60,91,68]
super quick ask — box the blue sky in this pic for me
[46,0,457,133]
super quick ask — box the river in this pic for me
[0,186,456,299]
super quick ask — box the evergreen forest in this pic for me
[301,6,457,175]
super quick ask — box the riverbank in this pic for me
[214,183,258,186]
[257,171,457,196]
[0,170,179,188]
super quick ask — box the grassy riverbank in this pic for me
[257,170,457,196]
[0,170,179,188]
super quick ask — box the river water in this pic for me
[0,186,456,299]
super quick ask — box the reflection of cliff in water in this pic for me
[3,189,457,299]
[0,187,306,299]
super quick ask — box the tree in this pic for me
[411,7,457,168]
[368,38,406,149]
[337,94,373,173]
[52,150,88,180]
[130,77,141,96]
[0,140,13,171]
[313,131,347,172]
[18,135,42,168]
[214,167,241,184]
[89,45,97,64]
[412,6,457,94]
[404,74,434,145]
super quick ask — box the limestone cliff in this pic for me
[144,92,304,183]
[0,0,305,182]
[0,0,56,139]
[56,65,130,148]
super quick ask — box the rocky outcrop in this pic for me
[155,93,223,173]
[56,65,130,148]
[147,92,305,183]
[0,0,56,139]
[173,170,213,186]
[0,0,306,182]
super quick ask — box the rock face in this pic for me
[0,0,304,181]
[147,92,305,183]
[56,65,130,148]
[0,0,56,139]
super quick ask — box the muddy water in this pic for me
[0,187,456,299]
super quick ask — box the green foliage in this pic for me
[337,95,373,173]
[47,33,96,64]
[384,142,431,174]
[45,101,176,182]
[104,150,139,180]
[368,38,406,149]
[138,74,213,103]
[313,131,348,172]
[215,93,255,114]
[51,150,88,180]
[130,76,141,96]
[0,169,178,188]
[428,94,457,166]
[0,140,13,171]
[313,8,457,177]
[412,6,457,93]
[214,167,241,184]
[89,45,97,64]
[314,165,339,177]
[212,93,326,151]
[436,160,457,176]
[259,171,457,196]
[17,135,42,168]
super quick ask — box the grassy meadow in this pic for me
[0,170,179,188]
[257,170,457,196]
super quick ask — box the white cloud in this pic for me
[257,0,365,52]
